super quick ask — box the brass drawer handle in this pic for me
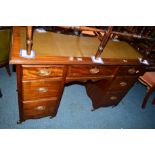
[120,81,127,87]
[89,67,100,74]
[128,68,136,74]
[37,87,48,93]
[128,68,140,74]
[38,69,51,76]
[35,105,46,111]
[110,96,117,100]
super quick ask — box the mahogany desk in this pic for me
[10,27,152,123]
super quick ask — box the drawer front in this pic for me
[23,98,58,119]
[101,91,127,106]
[22,79,62,101]
[23,65,64,80]
[117,66,144,76]
[108,76,137,91]
[67,65,116,77]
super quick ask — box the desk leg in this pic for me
[16,65,24,123]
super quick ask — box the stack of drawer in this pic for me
[103,66,145,106]
[86,65,145,109]
[21,65,64,120]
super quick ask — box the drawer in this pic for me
[67,65,116,77]
[91,90,127,109]
[108,76,137,91]
[22,65,64,80]
[102,91,126,105]
[117,66,144,76]
[23,98,58,119]
[106,91,127,101]
[22,78,62,101]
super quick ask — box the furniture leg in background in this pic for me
[139,72,155,109]
[0,89,2,98]
[12,64,16,72]
[152,96,155,105]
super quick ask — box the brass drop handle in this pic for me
[38,69,51,76]
[35,106,46,111]
[128,68,140,74]
[110,96,117,100]
[90,67,100,74]
[37,87,48,93]
[128,68,136,74]
[120,81,127,87]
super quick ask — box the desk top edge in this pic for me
[9,26,146,66]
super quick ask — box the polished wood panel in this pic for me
[92,91,127,108]
[23,98,58,119]
[117,66,145,76]
[16,65,24,123]
[23,65,64,80]
[22,78,62,101]
[67,65,116,77]
[108,76,137,91]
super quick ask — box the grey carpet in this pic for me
[0,65,155,128]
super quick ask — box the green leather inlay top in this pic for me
[20,28,142,59]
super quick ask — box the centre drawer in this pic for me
[22,65,64,80]
[22,78,62,101]
[67,65,116,77]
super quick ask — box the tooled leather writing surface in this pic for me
[20,27,142,59]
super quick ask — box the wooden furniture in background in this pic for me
[10,26,155,123]
[139,72,155,108]
[26,26,33,55]
[0,28,12,76]
[113,27,155,60]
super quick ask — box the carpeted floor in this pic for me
[0,65,155,129]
